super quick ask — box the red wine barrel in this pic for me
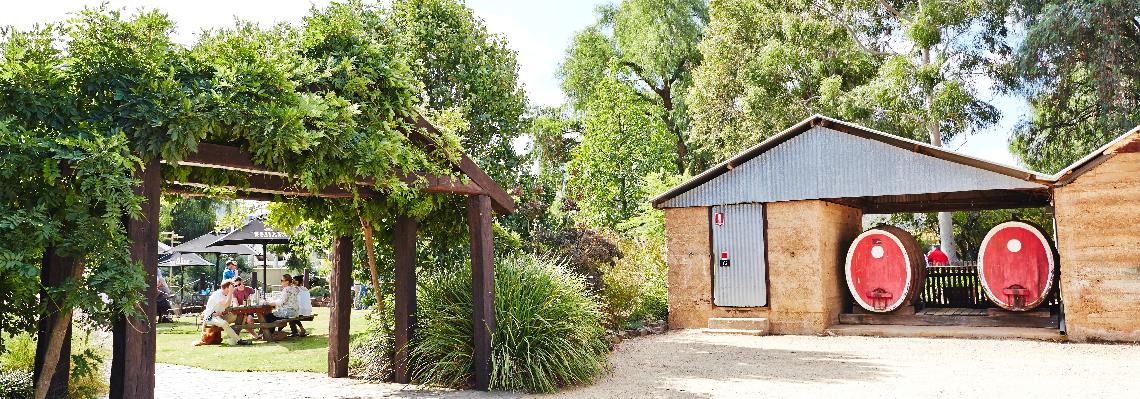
[978,221,1057,311]
[845,226,926,313]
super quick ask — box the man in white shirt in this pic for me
[201,280,250,346]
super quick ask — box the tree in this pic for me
[687,0,878,162]
[817,0,1005,261]
[561,0,708,174]
[169,197,218,239]
[565,77,677,229]
[688,0,1008,261]
[1002,0,1140,172]
[388,0,529,185]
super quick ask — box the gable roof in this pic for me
[1048,125,1140,186]
[652,115,1052,210]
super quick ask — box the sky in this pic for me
[0,0,1029,169]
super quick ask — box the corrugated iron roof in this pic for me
[652,115,1053,209]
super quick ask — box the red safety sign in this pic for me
[714,212,725,226]
[719,252,730,267]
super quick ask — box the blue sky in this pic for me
[2,0,1029,168]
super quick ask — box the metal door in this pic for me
[710,203,767,306]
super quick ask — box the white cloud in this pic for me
[473,10,566,107]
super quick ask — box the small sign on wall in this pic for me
[719,252,730,267]
[714,212,725,226]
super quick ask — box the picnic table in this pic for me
[224,303,316,343]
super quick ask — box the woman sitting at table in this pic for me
[265,274,301,336]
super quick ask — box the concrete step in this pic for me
[705,328,768,336]
[825,324,1065,342]
[707,318,769,335]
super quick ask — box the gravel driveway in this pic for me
[155,330,1140,398]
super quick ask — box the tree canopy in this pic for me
[0,1,477,338]
[1003,0,1140,172]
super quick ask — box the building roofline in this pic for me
[1047,125,1140,186]
[651,115,1051,208]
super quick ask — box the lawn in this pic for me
[156,308,371,373]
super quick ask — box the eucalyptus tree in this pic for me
[687,0,878,162]
[690,0,1006,261]
[1002,0,1140,172]
[817,0,1007,261]
[561,0,709,174]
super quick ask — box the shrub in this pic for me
[1,332,108,399]
[411,253,610,393]
[600,237,668,328]
[0,333,36,371]
[535,227,622,292]
[0,369,33,399]
[309,285,330,297]
[349,308,395,381]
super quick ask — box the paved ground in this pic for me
[155,330,1140,398]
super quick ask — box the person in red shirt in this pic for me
[231,277,259,338]
[926,245,950,266]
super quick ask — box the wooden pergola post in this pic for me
[327,235,353,378]
[33,247,78,398]
[466,194,496,391]
[393,215,417,383]
[110,158,160,399]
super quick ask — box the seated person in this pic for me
[265,274,301,336]
[230,277,260,338]
[198,280,250,346]
[289,278,312,337]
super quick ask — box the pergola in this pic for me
[98,115,514,396]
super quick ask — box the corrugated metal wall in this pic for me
[662,126,1043,208]
[711,203,767,307]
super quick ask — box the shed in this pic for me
[1050,126,1140,342]
[654,115,1052,334]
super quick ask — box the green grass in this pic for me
[156,309,370,373]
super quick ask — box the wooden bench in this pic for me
[231,314,317,343]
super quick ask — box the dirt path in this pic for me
[153,330,1140,398]
[544,330,1140,398]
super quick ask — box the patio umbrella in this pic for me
[208,218,291,294]
[171,231,260,290]
[157,252,214,267]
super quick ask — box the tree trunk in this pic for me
[33,253,84,399]
[359,216,384,315]
[922,47,959,263]
[659,83,687,174]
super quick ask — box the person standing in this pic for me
[926,245,950,266]
[199,280,250,346]
[222,260,238,281]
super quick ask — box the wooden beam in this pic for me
[411,115,516,213]
[167,174,385,199]
[110,158,160,399]
[174,143,486,197]
[33,247,77,398]
[393,216,417,384]
[327,235,353,378]
[466,195,496,391]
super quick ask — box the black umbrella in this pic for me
[171,231,260,291]
[208,218,291,294]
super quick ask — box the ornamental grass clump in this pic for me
[411,253,610,393]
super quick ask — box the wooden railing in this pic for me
[920,262,992,308]
[919,261,1059,308]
